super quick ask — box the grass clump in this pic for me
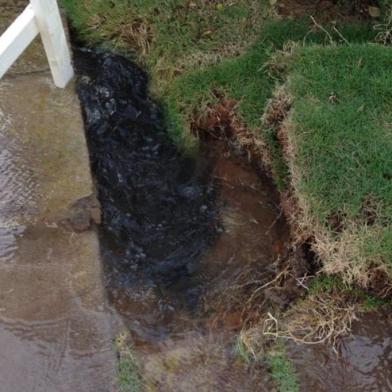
[244,274,392,351]
[281,43,392,287]
[266,344,299,392]
[308,274,391,310]
[116,333,143,392]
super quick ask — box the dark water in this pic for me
[75,50,217,286]
[74,49,392,391]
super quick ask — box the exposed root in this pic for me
[262,292,357,350]
[238,287,359,359]
[375,6,392,44]
[191,96,268,174]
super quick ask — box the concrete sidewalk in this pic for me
[0,2,116,391]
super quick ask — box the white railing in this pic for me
[0,0,73,88]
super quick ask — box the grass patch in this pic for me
[61,0,271,92]
[234,336,254,364]
[280,43,392,286]
[61,0,376,148]
[166,19,376,151]
[308,274,391,310]
[266,344,299,392]
[115,333,143,392]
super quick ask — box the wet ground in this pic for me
[75,50,289,390]
[289,312,392,392]
[0,2,116,389]
[0,75,116,391]
[75,49,392,392]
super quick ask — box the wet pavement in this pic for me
[0,3,116,391]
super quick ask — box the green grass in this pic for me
[115,335,143,392]
[284,43,392,280]
[308,275,391,310]
[165,19,376,153]
[61,0,271,91]
[267,344,299,392]
[234,335,256,364]
[289,44,392,223]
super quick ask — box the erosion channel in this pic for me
[74,49,392,391]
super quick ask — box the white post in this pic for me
[29,0,74,88]
[0,6,39,80]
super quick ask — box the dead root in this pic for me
[263,292,357,349]
[238,289,358,359]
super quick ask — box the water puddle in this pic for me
[75,49,392,391]
[288,312,392,391]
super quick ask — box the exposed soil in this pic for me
[277,0,381,22]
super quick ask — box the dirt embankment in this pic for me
[191,95,319,314]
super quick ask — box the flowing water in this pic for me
[74,49,392,391]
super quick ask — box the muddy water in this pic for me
[75,49,288,390]
[75,49,392,391]
[288,312,392,392]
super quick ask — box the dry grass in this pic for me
[262,292,357,349]
[238,289,358,358]
[314,224,392,296]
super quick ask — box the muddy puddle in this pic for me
[288,312,392,392]
[74,50,392,391]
